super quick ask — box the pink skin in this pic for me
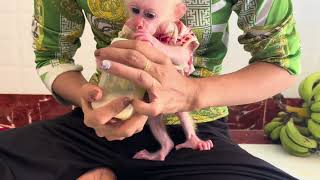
[125,0,191,65]
[125,0,163,35]
[125,0,214,161]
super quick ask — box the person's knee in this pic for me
[77,168,117,180]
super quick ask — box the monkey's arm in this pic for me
[134,32,192,66]
[154,42,191,66]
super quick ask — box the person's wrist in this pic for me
[185,77,201,111]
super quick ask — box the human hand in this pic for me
[133,32,161,48]
[80,83,148,141]
[94,40,199,117]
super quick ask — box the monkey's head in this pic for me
[124,0,187,35]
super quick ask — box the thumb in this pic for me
[82,84,103,102]
[132,99,160,117]
[88,86,103,102]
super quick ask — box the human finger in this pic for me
[95,40,171,65]
[81,97,97,128]
[81,84,103,102]
[132,32,152,43]
[81,97,93,115]
[84,97,132,128]
[98,60,159,90]
[94,126,107,138]
[95,46,152,70]
[133,33,148,41]
[104,113,148,141]
[115,113,147,136]
[88,88,103,102]
[131,99,162,117]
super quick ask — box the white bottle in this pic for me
[91,38,146,120]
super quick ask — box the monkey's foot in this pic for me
[175,135,214,151]
[133,143,173,161]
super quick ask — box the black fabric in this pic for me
[0,108,297,180]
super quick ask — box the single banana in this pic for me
[298,78,306,100]
[264,121,283,136]
[308,119,320,139]
[285,105,310,118]
[286,119,317,149]
[291,116,305,124]
[270,125,284,141]
[271,117,284,122]
[311,113,320,123]
[277,111,288,118]
[281,140,311,157]
[295,125,311,137]
[312,82,320,101]
[280,126,311,156]
[299,72,320,104]
[310,102,320,112]
[315,93,320,102]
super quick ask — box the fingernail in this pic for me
[88,95,96,102]
[101,60,111,70]
[94,49,100,57]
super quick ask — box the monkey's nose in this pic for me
[134,17,145,32]
[137,25,143,30]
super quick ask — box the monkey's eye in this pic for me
[131,7,140,14]
[144,11,157,20]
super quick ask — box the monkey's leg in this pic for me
[133,115,174,161]
[175,112,214,151]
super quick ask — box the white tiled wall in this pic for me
[0,0,319,97]
[0,0,96,94]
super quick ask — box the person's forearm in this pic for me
[52,71,88,107]
[192,62,296,109]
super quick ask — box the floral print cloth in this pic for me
[119,20,199,75]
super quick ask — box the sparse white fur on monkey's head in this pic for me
[124,0,187,22]
[123,0,187,36]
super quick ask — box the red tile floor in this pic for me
[0,94,303,144]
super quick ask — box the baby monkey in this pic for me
[121,0,214,161]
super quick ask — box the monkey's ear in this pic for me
[174,3,187,21]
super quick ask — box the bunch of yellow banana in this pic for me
[264,112,288,142]
[279,119,318,157]
[298,71,320,140]
[299,71,320,105]
[264,71,320,157]
[307,101,320,140]
[264,111,319,157]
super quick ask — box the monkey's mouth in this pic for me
[135,29,147,33]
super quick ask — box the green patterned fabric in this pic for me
[32,0,301,125]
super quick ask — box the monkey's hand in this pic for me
[133,32,191,69]
[133,32,163,49]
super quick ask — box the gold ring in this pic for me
[143,59,151,72]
